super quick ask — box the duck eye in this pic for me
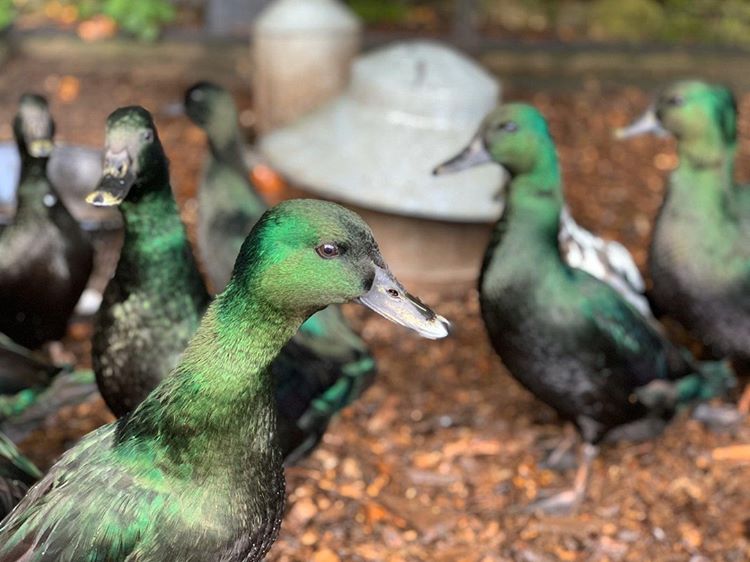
[666,94,684,107]
[315,243,340,259]
[141,129,154,142]
[497,121,518,133]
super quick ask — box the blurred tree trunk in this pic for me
[206,0,272,36]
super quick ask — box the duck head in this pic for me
[616,80,737,149]
[228,199,451,339]
[433,103,561,202]
[184,81,239,149]
[86,106,169,207]
[14,94,55,160]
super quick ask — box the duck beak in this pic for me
[86,149,135,207]
[432,135,492,176]
[27,138,54,158]
[357,265,451,340]
[614,108,668,139]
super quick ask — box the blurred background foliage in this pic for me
[3,0,175,39]
[346,0,750,46]
[0,0,15,29]
[3,0,750,45]
[480,0,750,44]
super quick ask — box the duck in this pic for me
[0,94,94,349]
[0,432,40,520]
[0,198,450,561]
[182,81,266,293]
[183,82,379,461]
[433,103,735,514]
[88,106,376,463]
[616,81,750,372]
[87,106,211,419]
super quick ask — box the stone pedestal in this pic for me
[252,0,361,133]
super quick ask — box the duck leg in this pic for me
[524,443,599,516]
[541,425,578,472]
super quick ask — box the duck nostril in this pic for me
[386,288,400,298]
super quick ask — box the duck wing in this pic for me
[0,424,145,560]
[0,431,41,519]
[580,276,735,411]
[560,206,652,317]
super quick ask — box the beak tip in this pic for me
[421,314,451,340]
[437,315,452,337]
[85,192,105,207]
[432,166,443,176]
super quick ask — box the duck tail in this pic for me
[0,370,99,443]
[674,358,737,405]
[637,356,736,413]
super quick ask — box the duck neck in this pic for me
[116,184,205,295]
[118,285,305,470]
[671,137,735,219]
[207,122,247,175]
[501,151,564,253]
[15,155,53,215]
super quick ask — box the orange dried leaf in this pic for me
[77,16,118,42]
[56,75,81,103]
[712,444,750,461]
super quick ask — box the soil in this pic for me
[0,44,749,562]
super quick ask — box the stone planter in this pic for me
[252,0,361,133]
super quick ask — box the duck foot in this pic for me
[523,443,598,516]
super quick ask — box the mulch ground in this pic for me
[0,46,749,562]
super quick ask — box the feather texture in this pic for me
[558,206,651,317]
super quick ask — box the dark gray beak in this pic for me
[615,108,668,139]
[357,266,450,340]
[86,149,135,207]
[433,136,493,176]
[27,138,54,158]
